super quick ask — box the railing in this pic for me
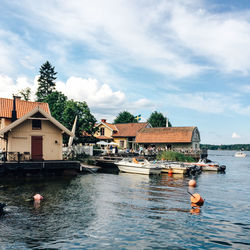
[3,152,31,162]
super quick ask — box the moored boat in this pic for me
[234,152,246,158]
[185,158,226,172]
[161,162,189,174]
[115,158,161,175]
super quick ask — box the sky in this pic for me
[1,0,250,145]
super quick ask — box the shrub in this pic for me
[157,151,194,162]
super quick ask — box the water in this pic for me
[0,150,250,249]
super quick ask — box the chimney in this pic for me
[11,95,19,122]
[101,119,106,123]
[166,118,169,127]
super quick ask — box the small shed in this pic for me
[135,127,200,150]
[0,106,73,161]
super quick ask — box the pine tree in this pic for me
[114,111,137,123]
[147,111,172,127]
[36,61,57,102]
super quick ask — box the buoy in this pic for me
[190,193,204,206]
[168,169,173,176]
[191,203,200,208]
[33,194,43,201]
[189,179,196,187]
[190,208,200,214]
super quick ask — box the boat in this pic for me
[80,163,101,173]
[234,152,246,158]
[185,158,226,172]
[160,162,189,174]
[114,158,162,175]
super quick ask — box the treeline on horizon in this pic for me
[200,144,250,151]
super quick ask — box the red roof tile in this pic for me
[136,127,196,143]
[113,122,149,137]
[0,97,50,119]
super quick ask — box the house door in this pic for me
[31,136,43,160]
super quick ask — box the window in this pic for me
[32,119,41,130]
[120,140,124,148]
[100,127,105,136]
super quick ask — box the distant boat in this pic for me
[234,152,246,158]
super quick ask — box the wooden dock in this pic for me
[0,160,80,176]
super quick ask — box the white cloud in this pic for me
[3,0,250,81]
[164,92,228,114]
[163,92,250,115]
[56,76,128,119]
[57,76,125,107]
[0,29,42,75]
[10,0,203,78]
[0,74,35,98]
[232,132,241,138]
[169,2,250,74]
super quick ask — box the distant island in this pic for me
[201,144,250,151]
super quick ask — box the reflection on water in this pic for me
[0,150,250,249]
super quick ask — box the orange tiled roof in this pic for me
[95,121,117,131]
[0,97,50,119]
[135,127,196,143]
[113,122,149,137]
[104,122,117,131]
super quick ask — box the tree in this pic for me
[44,91,67,124]
[147,111,172,127]
[36,61,57,102]
[62,100,98,143]
[114,111,137,123]
[18,87,31,101]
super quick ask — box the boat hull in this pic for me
[161,162,188,174]
[235,152,246,158]
[116,164,161,175]
[161,167,187,174]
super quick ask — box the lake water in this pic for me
[0,150,250,249]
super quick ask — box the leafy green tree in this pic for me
[18,87,31,101]
[62,100,98,143]
[147,111,172,127]
[44,91,67,124]
[114,111,137,123]
[36,61,57,102]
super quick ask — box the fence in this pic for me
[63,145,93,156]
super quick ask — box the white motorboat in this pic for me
[234,152,246,158]
[115,158,161,175]
[186,159,226,172]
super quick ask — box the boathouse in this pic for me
[0,106,73,161]
[94,119,151,149]
[135,127,200,150]
[0,96,50,150]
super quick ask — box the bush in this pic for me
[157,151,194,162]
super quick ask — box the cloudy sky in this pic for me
[1,0,250,144]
